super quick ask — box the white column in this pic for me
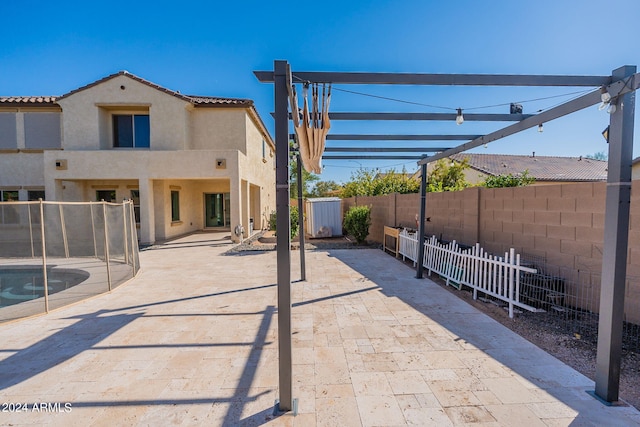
[45,179,64,201]
[230,175,242,243]
[139,178,155,245]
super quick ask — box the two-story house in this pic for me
[0,71,275,244]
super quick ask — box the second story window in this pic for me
[113,114,150,148]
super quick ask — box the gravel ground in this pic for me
[231,235,639,410]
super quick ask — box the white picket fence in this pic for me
[398,230,538,318]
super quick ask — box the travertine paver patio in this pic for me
[0,232,639,426]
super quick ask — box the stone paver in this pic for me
[0,232,639,426]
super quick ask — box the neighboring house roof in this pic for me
[449,153,608,182]
[633,156,640,165]
[1,71,274,148]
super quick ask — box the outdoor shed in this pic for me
[305,197,342,238]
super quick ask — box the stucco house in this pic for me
[0,71,275,244]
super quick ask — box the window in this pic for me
[27,190,45,201]
[96,190,116,202]
[1,190,19,224]
[113,114,150,148]
[130,190,140,224]
[171,191,180,222]
[1,190,18,202]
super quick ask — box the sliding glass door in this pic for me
[204,193,230,228]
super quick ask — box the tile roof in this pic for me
[450,153,608,182]
[0,73,254,108]
[0,96,58,105]
[57,71,254,108]
[1,71,274,148]
[185,95,253,107]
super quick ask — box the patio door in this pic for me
[204,193,230,228]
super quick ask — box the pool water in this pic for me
[0,268,90,308]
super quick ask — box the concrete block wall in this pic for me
[342,181,639,323]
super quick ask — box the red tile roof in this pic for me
[450,153,608,182]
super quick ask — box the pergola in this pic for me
[255,61,638,412]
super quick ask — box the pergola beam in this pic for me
[323,155,426,160]
[419,72,640,165]
[326,134,481,141]
[279,112,534,121]
[255,71,611,86]
[325,147,450,153]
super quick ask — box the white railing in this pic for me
[399,230,538,318]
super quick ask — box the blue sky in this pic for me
[2,0,639,183]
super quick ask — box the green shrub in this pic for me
[483,170,535,188]
[343,205,371,244]
[269,205,300,238]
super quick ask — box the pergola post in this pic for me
[274,60,293,412]
[416,162,427,279]
[594,65,636,403]
[297,153,306,281]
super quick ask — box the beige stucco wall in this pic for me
[190,109,247,152]
[56,75,191,151]
[0,153,45,188]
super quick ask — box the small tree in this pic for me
[427,158,470,192]
[585,151,608,161]
[340,167,420,197]
[483,170,535,188]
[343,205,371,244]
[310,180,342,197]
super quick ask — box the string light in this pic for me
[456,108,464,125]
[599,86,612,111]
[538,123,544,133]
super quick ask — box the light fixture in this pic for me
[599,86,612,110]
[607,102,617,114]
[456,108,464,125]
[510,103,523,114]
[538,123,544,133]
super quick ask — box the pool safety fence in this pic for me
[0,200,139,323]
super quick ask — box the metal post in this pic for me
[122,202,129,265]
[297,153,306,281]
[28,202,34,258]
[103,202,112,292]
[275,60,293,411]
[59,204,69,258]
[595,65,636,403]
[416,162,427,278]
[39,199,49,313]
[90,202,98,258]
[128,201,137,276]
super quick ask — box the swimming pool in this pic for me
[0,267,90,308]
